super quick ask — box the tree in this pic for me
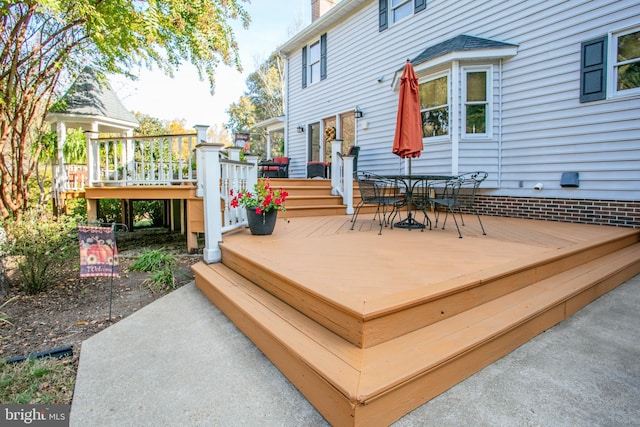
[226,52,284,156]
[226,95,256,136]
[0,0,249,219]
[134,113,167,136]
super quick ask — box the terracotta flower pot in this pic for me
[246,207,278,235]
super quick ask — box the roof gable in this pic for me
[410,35,519,67]
[53,67,139,125]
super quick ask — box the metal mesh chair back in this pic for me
[432,171,487,238]
[352,172,404,234]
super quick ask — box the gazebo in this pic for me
[46,67,139,210]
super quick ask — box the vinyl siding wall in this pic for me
[282,0,640,202]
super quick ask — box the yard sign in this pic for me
[78,226,119,277]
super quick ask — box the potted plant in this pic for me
[229,178,288,235]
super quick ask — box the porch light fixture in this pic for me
[354,107,363,119]
[296,125,305,133]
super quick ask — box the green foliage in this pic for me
[134,113,167,136]
[0,296,18,325]
[130,249,177,291]
[130,249,176,273]
[98,199,122,225]
[62,129,87,164]
[0,357,76,404]
[1,207,78,295]
[1,0,249,217]
[146,268,176,292]
[134,201,163,227]
[226,52,285,157]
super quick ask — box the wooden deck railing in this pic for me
[330,140,355,215]
[87,131,200,187]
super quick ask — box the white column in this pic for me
[330,140,341,195]
[198,142,223,264]
[194,125,209,197]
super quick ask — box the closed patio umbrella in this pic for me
[393,60,424,229]
[393,60,423,160]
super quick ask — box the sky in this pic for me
[111,1,309,130]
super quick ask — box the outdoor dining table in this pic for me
[383,174,454,230]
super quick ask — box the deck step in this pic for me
[194,238,640,426]
[218,230,639,348]
[268,178,379,218]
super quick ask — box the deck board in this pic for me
[196,214,640,426]
[220,214,636,317]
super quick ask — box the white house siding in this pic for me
[281,0,640,202]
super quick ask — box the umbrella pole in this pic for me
[394,158,425,230]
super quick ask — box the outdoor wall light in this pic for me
[296,125,305,133]
[354,107,363,119]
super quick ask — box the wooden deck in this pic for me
[193,214,640,426]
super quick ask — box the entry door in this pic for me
[308,122,321,161]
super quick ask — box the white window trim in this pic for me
[608,25,640,99]
[418,69,451,141]
[307,39,321,86]
[389,0,412,26]
[462,65,493,139]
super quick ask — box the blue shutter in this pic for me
[302,46,307,89]
[379,0,388,32]
[415,0,426,13]
[320,33,327,81]
[580,36,607,102]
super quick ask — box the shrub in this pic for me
[1,207,78,294]
[130,249,177,291]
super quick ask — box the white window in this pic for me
[419,72,449,138]
[391,0,412,24]
[308,40,321,85]
[463,66,492,138]
[610,27,640,97]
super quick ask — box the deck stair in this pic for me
[266,178,374,218]
[193,217,640,426]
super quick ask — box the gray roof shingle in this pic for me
[409,34,518,67]
[54,67,139,125]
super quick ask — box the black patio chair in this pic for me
[432,171,488,238]
[351,172,404,235]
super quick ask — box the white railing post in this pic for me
[330,141,341,196]
[198,142,223,264]
[86,131,99,186]
[194,125,209,197]
[343,156,354,215]
[245,153,259,193]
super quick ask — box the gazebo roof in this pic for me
[48,67,139,133]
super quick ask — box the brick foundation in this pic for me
[473,196,640,228]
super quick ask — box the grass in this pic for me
[130,248,176,273]
[130,249,178,291]
[0,357,76,404]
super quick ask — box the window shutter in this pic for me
[580,36,607,102]
[320,33,327,81]
[302,46,307,89]
[379,0,388,32]
[415,0,426,13]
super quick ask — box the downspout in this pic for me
[451,61,459,175]
[283,54,290,158]
[498,59,503,188]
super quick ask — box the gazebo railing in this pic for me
[87,132,199,186]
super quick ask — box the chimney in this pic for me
[311,0,338,22]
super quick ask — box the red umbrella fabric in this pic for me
[392,61,423,159]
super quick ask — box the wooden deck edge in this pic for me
[192,262,362,426]
[351,246,640,425]
[220,229,640,349]
[376,228,640,314]
[220,245,366,347]
[192,242,640,427]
